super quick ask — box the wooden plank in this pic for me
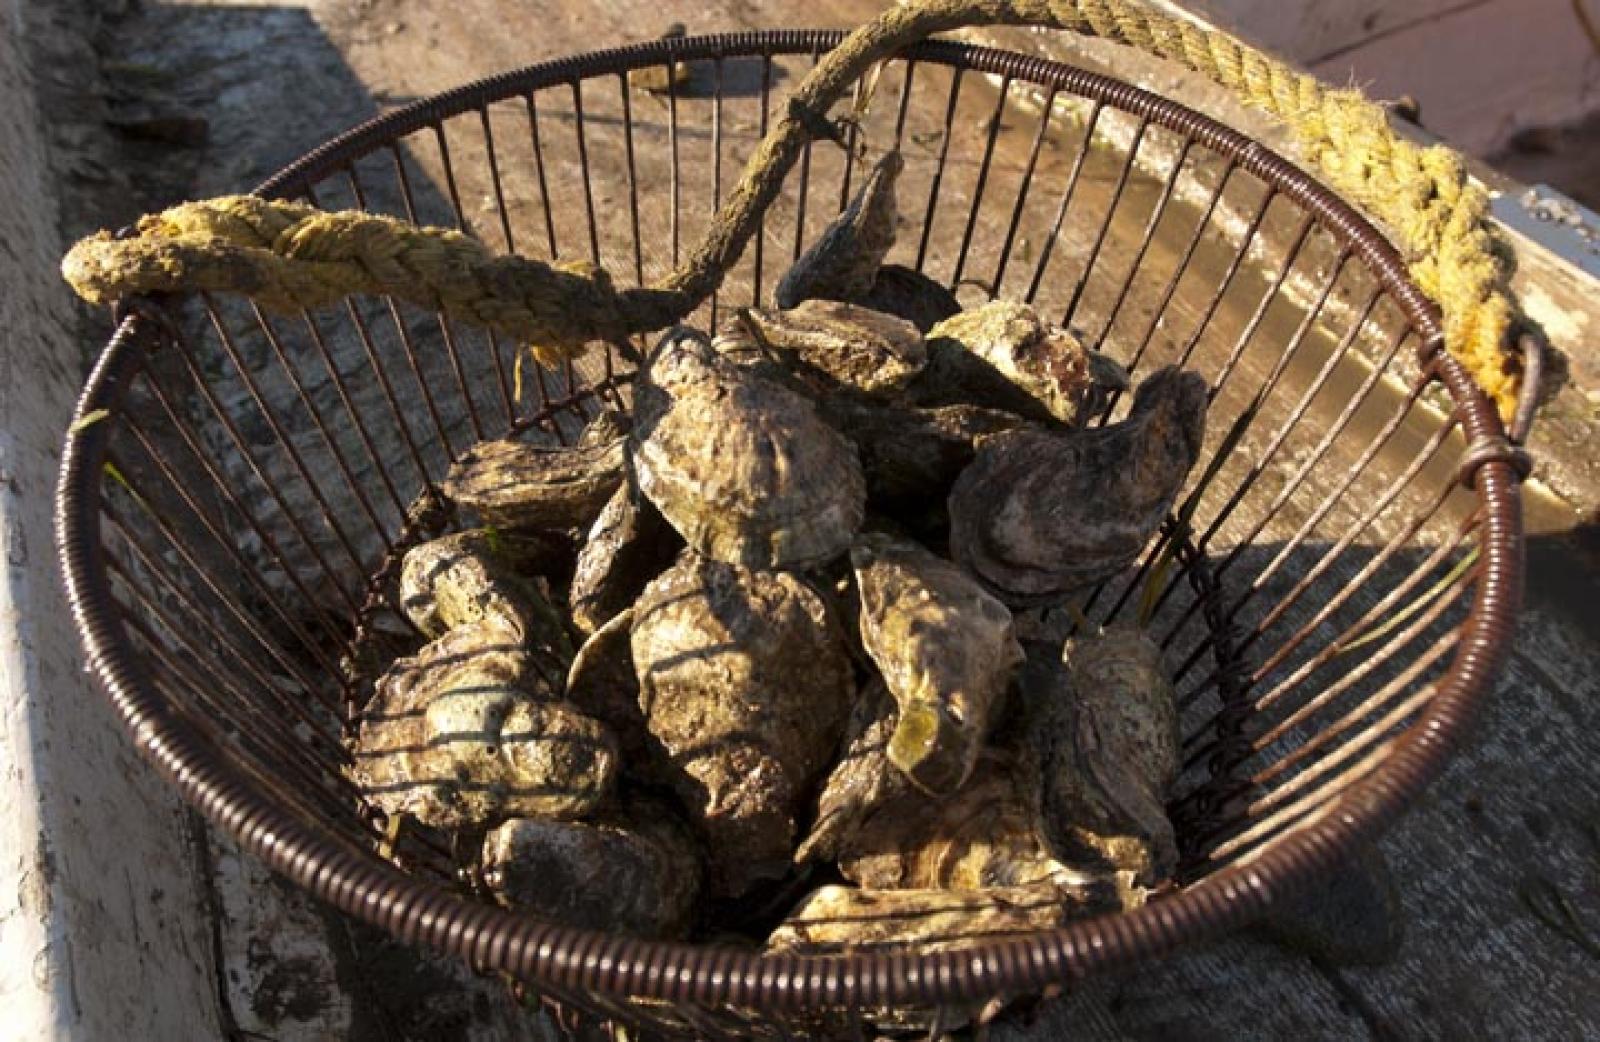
[79,2,1600,1039]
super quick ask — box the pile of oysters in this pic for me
[347,153,1210,976]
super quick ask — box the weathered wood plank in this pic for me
[72,2,1600,1039]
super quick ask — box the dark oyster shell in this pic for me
[948,366,1208,605]
[858,263,961,334]
[631,552,854,897]
[767,881,1131,957]
[631,329,866,570]
[1049,627,1180,885]
[1018,630,1180,887]
[569,480,679,636]
[351,620,617,830]
[911,300,1127,427]
[850,532,1022,795]
[775,151,902,309]
[481,799,702,938]
[734,300,926,398]
[818,398,1030,507]
[794,679,908,866]
[441,428,625,531]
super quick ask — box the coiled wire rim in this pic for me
[55,31,1524,1012]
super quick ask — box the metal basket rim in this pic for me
[55,31,1525,1013]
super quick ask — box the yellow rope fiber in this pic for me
[61,0,1523,419]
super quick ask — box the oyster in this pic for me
[948,366,1208,605]
[806,686,1114,891]
[851,532,1022,795]
[733,300,926,398]
[564,606,653,762]
[1019,630,1180,887]
[351,620,617,830]
[569,480,678,636]
[818,398,1029,507]
[794,679,908,866]
[481,799,702,938]
[441,426,626,531]
[830,747,1091,891]
[767,881,1130,957]
[859,263,961,334]
[775,151,902,309]
[631,552,854,897]
[631,328,866,570]
[577,407,633,447]
[912,300,1127,427]
[398,530,572,676]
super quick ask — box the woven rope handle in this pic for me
[61,0,1522,420]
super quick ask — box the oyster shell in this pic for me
[794,679,908,866]
[441,426,626,531]
[775,151,902,309]
[948,366,1208,605]
[577,407,633,447]
[397,530,572,678]
[733,300,926,398]
[850,532,1022,795]
[564,606,653,762]
[818,398,1029,507]
[569,480,679,636]
[912,300,1127,427]
[351,620,617,830]
[481,799,702,938]
[631,328,866,570]
[830,747,1093,891]
[858,263,961,334]
[1019,629,1180,886]
[767,881,1130,957]
[631,552,854,897]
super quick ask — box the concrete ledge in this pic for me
[0,3,222,1038]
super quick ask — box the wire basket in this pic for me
[57,31,1528,1040]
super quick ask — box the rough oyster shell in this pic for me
[564,606,652,762]
[734,300,927,398]
[631,552,854,897]
[775,151,902,309]
[632,328,866,570]
[441,427,625,531]
[481,799,702,938]
[568,479,679,636]
[830,747,1093,891]
[818,398,1030,508]
[1020,629,1180,886]
[577,407,633,447]
[794,679,908,866]
[948,366,1208,605]
[850,532,1022,795]
[767,881,1131,957]
[351,620,617,830]
[858,263,961,334]
[397,530,572,678]
[912,300,1127,427]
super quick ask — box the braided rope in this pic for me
[61,0,1522,419]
